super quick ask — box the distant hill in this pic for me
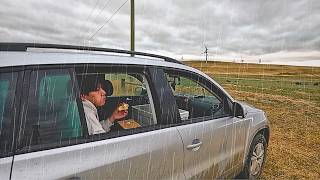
[184,60,320,79]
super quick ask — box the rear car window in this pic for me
[17,69,82,149]
[0,81,9,125]
[0,72,17,156]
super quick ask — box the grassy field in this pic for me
[184,61,320,179]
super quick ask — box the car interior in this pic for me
[75,71,225,134]
[76,72,156,132]
[166,74,224,119]
[17,68,226,149]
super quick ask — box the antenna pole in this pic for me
[205,46,208,63]
[130,0,135,56]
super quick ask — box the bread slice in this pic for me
[118,103,129,111]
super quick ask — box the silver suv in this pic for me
[0,43,270,179]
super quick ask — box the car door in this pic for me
[0,70,21,180]
[11,128,184,179]
[10,64,184,179]
[164,69,251,178]
[177,115,250,178]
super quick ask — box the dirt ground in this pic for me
[185,61,320,179]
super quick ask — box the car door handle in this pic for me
[186,139,203,151]
[66,177,81,180]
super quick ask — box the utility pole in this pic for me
[130,0,135,56]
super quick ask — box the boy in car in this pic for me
[80,76,128,135]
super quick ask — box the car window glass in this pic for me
[0,81,9,127]
[18,69,82,149]
[0,72,17,155]
[165,73,225,120]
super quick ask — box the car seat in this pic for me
[36,76,82,144]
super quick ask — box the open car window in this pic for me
[105,73,148,97]
[76,70,157,133]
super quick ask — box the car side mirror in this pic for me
[233,102,247,118]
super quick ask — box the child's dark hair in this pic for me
[79,75,113,96]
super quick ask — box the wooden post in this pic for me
[130,0,135,56]
[121,78,125,95]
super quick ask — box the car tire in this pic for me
[237,133,267,179]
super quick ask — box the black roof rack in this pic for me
[0,43,183,64]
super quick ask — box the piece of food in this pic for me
[118,119,141,129]
[118,102,129,111]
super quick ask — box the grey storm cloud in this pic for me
[0,0,319,61]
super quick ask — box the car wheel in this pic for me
[237,133,267,179]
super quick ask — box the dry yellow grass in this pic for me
[186,61,320,78]
[185,61,320,179]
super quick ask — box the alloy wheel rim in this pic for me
[250,142,265,176]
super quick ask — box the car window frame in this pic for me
[162,67,234,125]
[75,64,158,127]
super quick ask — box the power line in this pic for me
[88,0,129,40]
[90,0,112,25]
[85,0,101,23]
[81,0,112,44]
[80,0,101,43]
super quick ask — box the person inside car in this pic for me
[80,75,128,135]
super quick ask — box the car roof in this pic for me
[0,42,186,70]
[0,43,182,64]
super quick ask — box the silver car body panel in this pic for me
[0,157,12,179]
[240,102,269,161]
[10,127,184,180]
[177,116,251,179]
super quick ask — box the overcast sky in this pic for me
[1,0,319,65]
